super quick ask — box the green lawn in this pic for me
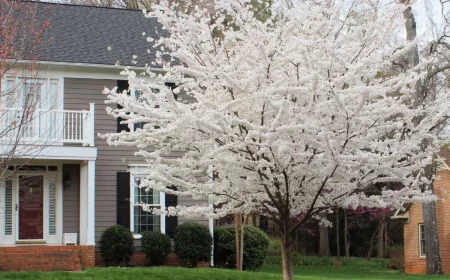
[0,265,449,280]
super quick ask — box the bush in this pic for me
[99,225,135,266]
[141,231,171,266]
[388,245,404,271]
[214,226,270,270]
[174,222,212,267]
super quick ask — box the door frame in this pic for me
[0,163,64,245]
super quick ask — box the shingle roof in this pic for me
[19,1,163,67]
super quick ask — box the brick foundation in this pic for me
[95,251,210,268]
[0,245,95,271]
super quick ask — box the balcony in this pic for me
[0,104,95,147]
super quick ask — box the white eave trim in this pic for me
[437,154,450,172]
[0,145,97,161]
[391,206,410,221]
[14,59,163,72]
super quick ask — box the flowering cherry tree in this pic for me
[103,1,450,278]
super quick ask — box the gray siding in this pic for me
[62,164,80,242]
[64,78,209,247]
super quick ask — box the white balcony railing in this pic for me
[0,103,95,146]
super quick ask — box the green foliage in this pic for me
[214,226,270,270]
[249,0,273,23]
[174,222,212,267]
[265,255,391,269]
[388,245,404,271]
[268,238,282,250]
[99,225,135,266]
[141,231,171,266]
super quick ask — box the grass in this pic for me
[265,255,391,269]
[0,265,449,280]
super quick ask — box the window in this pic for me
[419,224,426,257]
[130,174,165,237]
[116,81,178,133]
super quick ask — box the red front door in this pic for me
[18,175,44,240]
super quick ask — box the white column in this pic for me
[89,103,95,147]
[79,162,88,245]
[209,202,214,266]
[86,160,96,245]
[79,160,96,245]
[160,192,166,233]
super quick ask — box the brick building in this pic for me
[396,149,450,274]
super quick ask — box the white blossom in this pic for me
[102,1,449,272]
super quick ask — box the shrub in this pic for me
[388,245,404,271]
[214,226,270,270]
[141,231,171,266]
[99,225,135,266]
[174,222,212,267]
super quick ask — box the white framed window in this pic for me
[130,169,166,239]
[419,224,426,257]
[1,76,62,141]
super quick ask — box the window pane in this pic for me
[419,224,426,256]
[133,176,161,234]
[134,206,161,234]
[134,178,159,205]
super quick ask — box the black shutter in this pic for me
[117,80,130,133]
[117,172,131,229]
[165,82,178,100]
[165,186,178,238]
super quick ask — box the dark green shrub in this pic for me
[141,231,171,266]
[99,225,135,266]
[214,226,270,270]
[174,222,212,267]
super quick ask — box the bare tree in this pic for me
[0,0,52,182]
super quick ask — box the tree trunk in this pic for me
[239,214,246,270]
[401,2,443,274]
[423,181,444,274]
[234,212,243,271]
[336,208,340,259]
[281,239,294,280]
[344,209,350,257]
[377,218,385,258]
[319,212,330,257]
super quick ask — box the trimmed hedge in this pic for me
[264,255,391,269]
[214,226,270,270]
[141,231,171,266]
[99,225,135,266]
[174,222,212,267]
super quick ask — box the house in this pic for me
[393,149,450,274]
[0,1,211,271]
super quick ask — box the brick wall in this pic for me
[0,245,95,271]
[95,251,210,268]
[404,169,450,274]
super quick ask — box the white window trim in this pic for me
[130,168,166,239]
[419,223,426,257]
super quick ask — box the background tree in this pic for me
[0,0,51,181]
[102,1,450,279]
